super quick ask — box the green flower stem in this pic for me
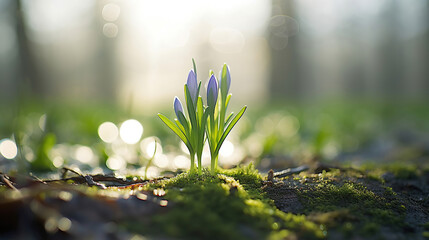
[197,154,202,175]
[190,153,195,173]
[211,154,218,174]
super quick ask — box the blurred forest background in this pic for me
[0,0,428,175]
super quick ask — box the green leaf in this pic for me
[185,85,197,128]
[192,58,197,79]
[197,81,202,99]
[225,112,234,127]
[225,94,232,110]
[220,64,228,101]
[197,96,205,124]
[197,108,209,157]
[177,111,189,133]
[158,113,194,153]
[174,119,186,136]
[32,133,56,171]
[214,106,247,155]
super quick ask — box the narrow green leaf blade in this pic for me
[174,119,186,136]
[185,85,197,128]
[214,106,247,155]
[192,58,197,79]
[177,111,190,133]
[197,96,204,123]
[158,113,193,152]
[225,94,232,110]
[225,112,234,127]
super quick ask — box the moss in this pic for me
[362,222,380,235]
[384,164,419,180]
[360,162,420,180]
[138,165,324,239]
[295,171,406,237]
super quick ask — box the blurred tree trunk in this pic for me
[15,0,44,98]
[422,5,429,96]
[378,1,403,99]
[268,0,303,101]
[95,1,117,104]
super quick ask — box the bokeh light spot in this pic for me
[219,140,234,158]
[0,139,18,159]
[140,137,162,158]
[53,156,64,168]
[58,217,72,232]
[74,145,94,164]
[180,141,189,154]
[103,23,119,38]
[102,3,120,22]
[174,155,190,169]
[106,155,126,170]
[154,154,169,168]
[39,114,47,131]
[160,200,168,207]
[44,217,57,233]
[119,119,143,144]
[145,166,159,179]
[98,122,119,143]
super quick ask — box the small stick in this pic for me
[273,165,309,179]
[0,174,19,191]
[84,175,106,189]
[61,167,83,178]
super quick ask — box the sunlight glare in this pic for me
[209,27,245,54]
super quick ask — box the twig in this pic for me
[0,174,19,191]
[273,165,309,179]
[84,175,106,189]
[61,167,83,179]
[44,174,148,186]
[313,163,366,175]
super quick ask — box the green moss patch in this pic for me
[137,165,324,239]
[265,168,419,238]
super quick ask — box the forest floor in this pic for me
[1,163,429,239]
